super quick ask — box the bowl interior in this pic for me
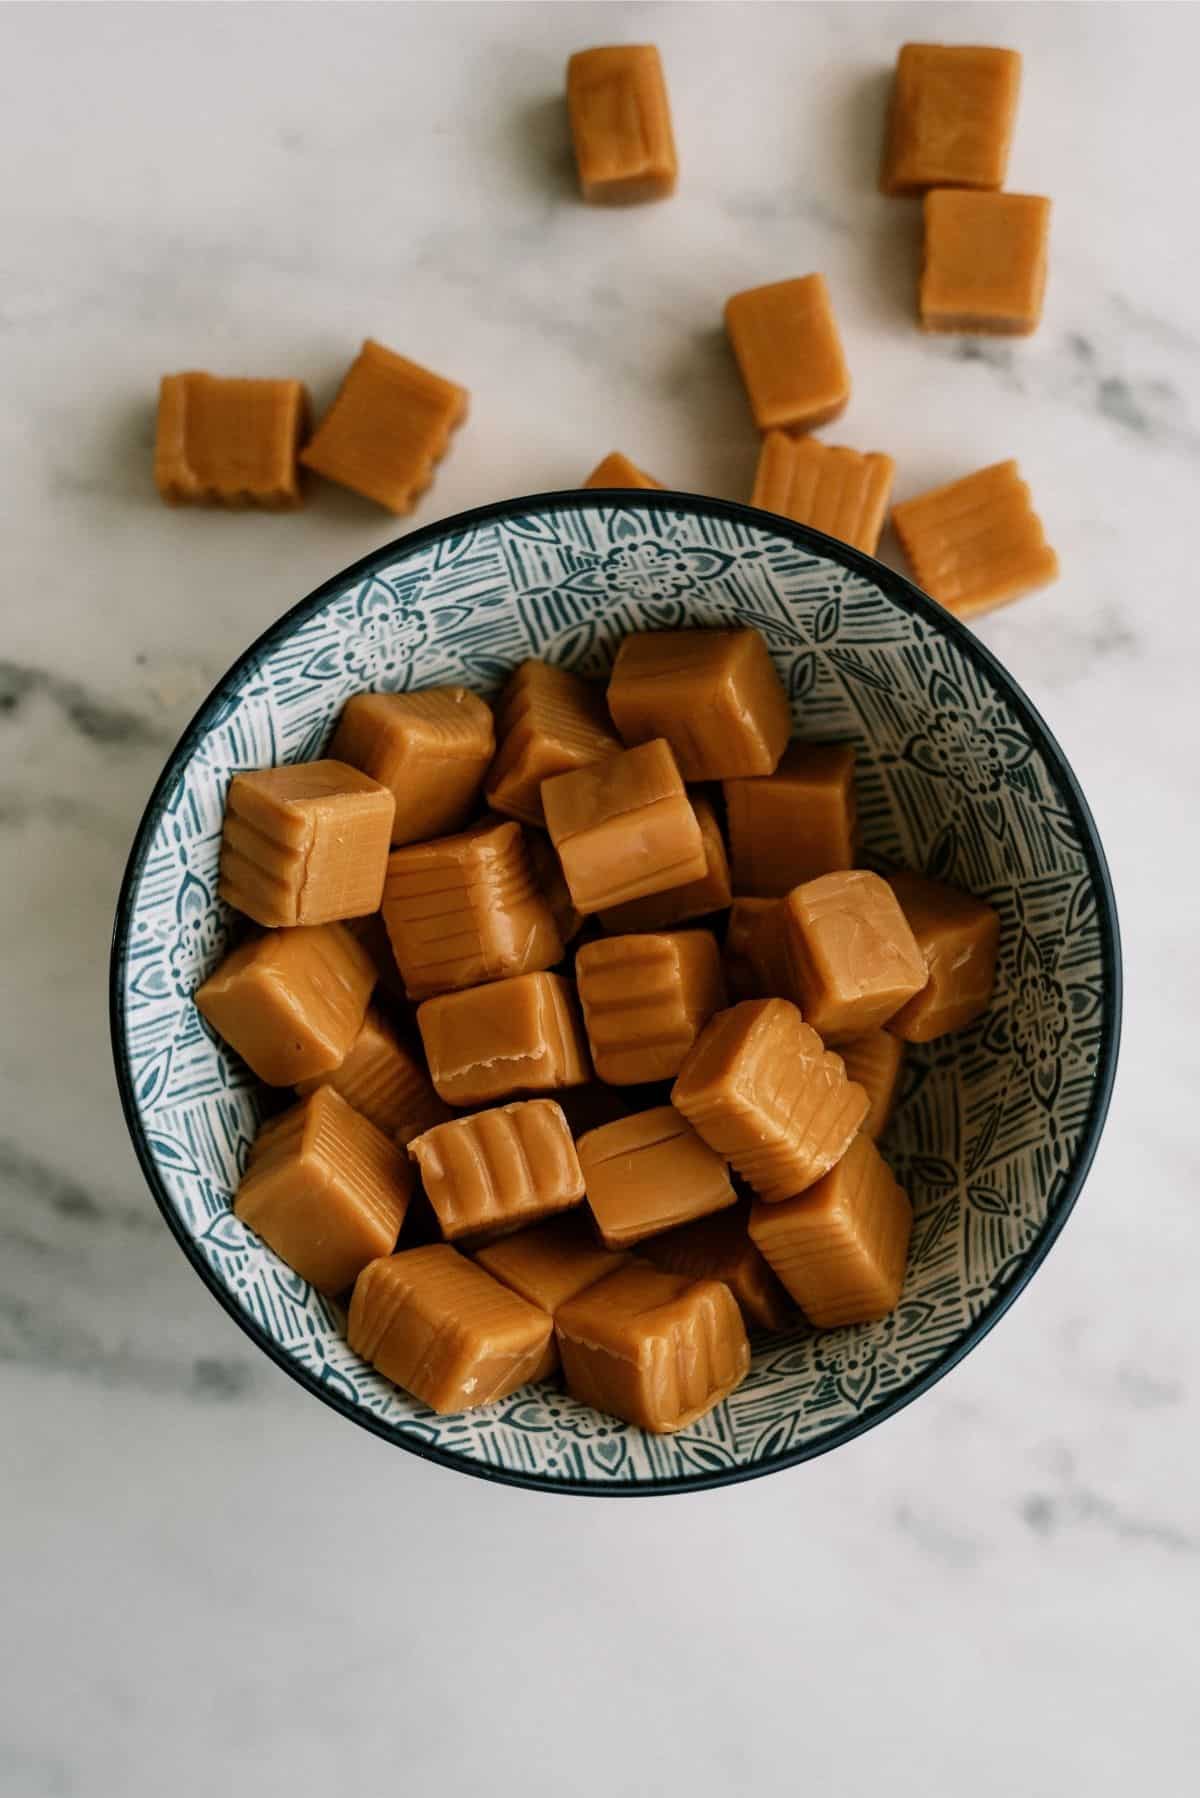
[113,495,1118,1492]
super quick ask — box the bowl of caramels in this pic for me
[111,492,1119,1492]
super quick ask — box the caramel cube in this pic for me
[723,897,781,1001]
[349,1245,553,1413]
[921,190,1050,336]
[576,929,727,1085]
[607,629,791,780]
[542,739,705,915]
[300,338,467,514]
[724,274,851,433]
[408,1100,585,1242]
[295,1005,451,1144]
[672,998,869,1201]
[638,1204,791,1331]
[885,871,1000,1041]
[749,1135,912,1327]
[578,1105,737,1248]
[752,433,894,556]
[219,760,394,928]
[597,795,731,933]
[329,688,495,846]
[891,459,1058,619]
[417,972,591,1108]
[195,923,376,1085]
[583,451,663,489]
[881,43,1022,196]
[235,1087,412,1294]
[382,819,562,1001]
[526,830,584,945]
[556,1263,750,1433]
[566,45,678,205]
[782,870,926,1041]
[838,1030,904,1141]
[725,741,857,896]
[486,660,622,828]
[346,911,408,1006]
[476,1212,629,1313]
[154,372,310,509]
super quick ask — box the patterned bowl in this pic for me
[110,493,1120,1494]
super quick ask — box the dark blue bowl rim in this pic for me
[109,490,1122,1498]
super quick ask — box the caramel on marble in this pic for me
[921,190,1051,336]
[584,451,663,489]
[300,338,467,514]
[881,43,1022,195]
[752,433,894,556]
[155,372,310,509]
[891,459,1058,619]
[725,274,851,433]
[566,45,678,205]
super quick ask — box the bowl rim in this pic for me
[109,489,1122,1497]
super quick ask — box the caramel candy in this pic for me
[155,373,309,509]
[584,451,663,489]
[349,1245,553,1412]
[486,660,622,828]
[566,45,678,205]
[881,44,1022,196]
[296,1005,451,1144]
[885,871,1001,1041]
[417,973,591,1108]
[725,742,857,896]
[725,274,851,433]
[196,923,376,1085]
[723,897,781,1000]
[921,190,1051,336]
[346,911,408,1006]
[476,1212,629,1313]
[891,459,1058,619]
[235,1087,412,1294]
[782,870,926,1042]
[219,760,394,928]
[382,819,562,1001]
[752,433,895,556]
[525,830,584,944]
[838,1030,904,1141]
[597,796,731,933]
[542,739,705,915]
[556,1263,750,1433]
[749,1135,912,1327]
[638,1204,791,1331]
[672,998,868,1201]
[408,1100,585,1242]
[607,629,790,780]
[576,929,727,1085]
[329,689,495,846]
[578,1105,737,1248]
[300,338,467,514]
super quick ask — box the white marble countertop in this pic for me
[3,3,1199,1792]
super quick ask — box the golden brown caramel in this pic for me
[921,190,1051,336]
[782,870,926,1041]
[752,433,894,555]
[218,760,394,928]
[725,742,857,896]
[566,46,678,205]
[838,1030,904,1141]
[638,1203,791,1331]
[300,338,467,514]
[329,688,495,846]
[725,274,851,433]
[486,660,622,828]
[892,459,1058,619]
[155,373,310,508]
[417,972,591,1107]
[722,897,788,1001]
[578,1105,737,1248]
[607,629,791,780]
[542,739,705,914]
[295,1005,451,1143]
[885,871,1001,1041]
[596,795,732,933]
[881,44,1021,195]
[196,923,376,1085]
[576,929,727,1084]
[408,1100,585,1241]
[583,451,663,489]
[526,830,584,944]
[475,1212,630,1313]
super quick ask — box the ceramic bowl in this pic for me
[110,492,1120,1494]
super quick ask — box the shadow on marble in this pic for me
[658,325,760,503]
[505,92,577,204]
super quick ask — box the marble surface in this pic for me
[2,3,1198,1792]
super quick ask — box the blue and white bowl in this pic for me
[110,492,1121,1494]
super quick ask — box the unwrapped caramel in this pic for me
[921,190,1051,336]
[576,929,727,1084]
[782,870,926,1041]
[607,629,791,780]
[408,1100,585,1241]
[329,688,495,846]
[525,830,584,944]
[881,43,1022,195]
[722,897,790,1001]
[597,795,731,933]
[577,1105,737,1248]
[885,871,1001,1040]
[542,738,705,914]
[476,1212,629,1314]
[155,372,310,509]
[725,741,857,895]
[638,1203,791,1331]
[752,434,895,557]
[295,1004,452,1144]
[486,660,622,828]
[219,760,395,928]
[891,459,1058,619]
[584,451,663,489]
[725,274,851,433]
[300,338,467,514]
[196,922,376,1085]
[838,1029,904,1141]
[566,45,678,205]
[417,972,591,1107]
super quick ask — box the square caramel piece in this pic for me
[154,372,310,509]
[752,433,895,556]
[300,338,467,514]
[723,897,779,1001]
[556,1263,750,1433]
[417,972,591,1108]
[408,1099,585,1242]
[196,922,376,1085]
[724,274,851,433]
[638,1203,791,1332]
[672,998,869,1202]
[725,741,857,896]
[349,1245,553,1413]
[578,1106,737,1249]
[607,629,791,780]
[486,660,622,828]
[382,819,562,1001]
[583,451,663,489]
[542,739,705,915]
[891,459,1058,619]
[295,1004,451,1144]
[329,688,495,846]
[235,1087,412,1295]
[749,1135,912,1327]
[881,44,1022,196]
[921,190,1051,336]
[576,929,727,1084]
[566,45,678,205]
[885,871,1000,1041]
[219,760,395,928]
[597,795,731,933]
[782,870,927,1042]
[476,1213,630,1314]
[526,830,584,945]
[838,1029,904,1141]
